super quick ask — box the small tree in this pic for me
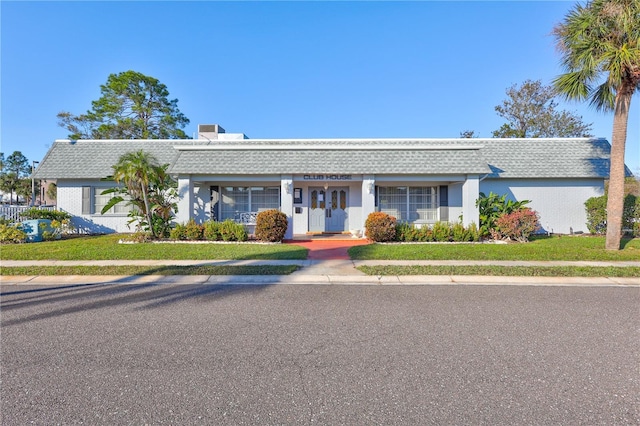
[101,150,178,238]
[0,151,31,204]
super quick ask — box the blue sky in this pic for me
[2,1,638,173]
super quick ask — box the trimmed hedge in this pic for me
[255,209,288,242]
[170,219,247,242]
[394,221,480,242]
[365,212,397,242]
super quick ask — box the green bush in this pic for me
[39,220,66,241]
[452,222,467,242]
[0,223,27,244]
[585,194,638,236]
[365,212,397,242]
[585,196,608,234]
[255,209,288,242]
[219,219,248,242]
[465,222,480,242]
[169,223,187,240]
[203,221,221,241]
[184,220,204,240]
[432,221,452,242]
[394,221,480,243]
[20,208,71,222]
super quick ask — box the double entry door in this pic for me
[309,187,348,233]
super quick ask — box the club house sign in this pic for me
[302,174,353,181]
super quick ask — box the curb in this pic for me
[1,274,638,287]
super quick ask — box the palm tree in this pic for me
[553,0,640,250]
[107,150,160,236]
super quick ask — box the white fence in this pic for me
[0,205,56,223]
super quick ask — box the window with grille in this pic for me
[220,186,280,221]
[83,186,132,215]
[377,186,438,223]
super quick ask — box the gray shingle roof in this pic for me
[33,137,615,180]
[170,148,491,174]
[478,138,614,178]
[33,140,209,179]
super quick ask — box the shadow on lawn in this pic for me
[0,269,278,327]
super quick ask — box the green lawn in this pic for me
[358,265,640,277]
[1,265,300,276]
[349,236,640,261]
[0,234,308,261]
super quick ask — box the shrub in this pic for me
[184,220,204,240]
[476,192,530,237]
[169,223,187,240]
[203,221,221,241]
[452,222,467,242]
[584,195,607,234]
[255,209,288,242]
[20,208,71,222]
[585,194,639,236]
[495,208,540,242]
[365,212,396,242]
[219,219,248,242]
[395,221,480,243]
[0,223,27,244]
[39,220,69,241]
[432,221,452,242]
[465,222,480,242]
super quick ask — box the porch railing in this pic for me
[234,211,258,225]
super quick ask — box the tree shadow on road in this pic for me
[0,270,278,327]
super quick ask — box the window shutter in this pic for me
[439,185,449,221]
[82,187,92,215]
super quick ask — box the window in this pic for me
[82,186,132,215]
[220,186,280,221]
[377,187,408,220]
[377,186,438,223]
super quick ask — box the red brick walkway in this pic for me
[285,239,371,260]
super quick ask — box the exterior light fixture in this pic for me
[367,181,375,194]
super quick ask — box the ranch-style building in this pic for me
[33,124,616,239]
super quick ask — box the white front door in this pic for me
[309,188,326,232]
[309,187,348,233]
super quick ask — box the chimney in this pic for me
[198,124,225,140]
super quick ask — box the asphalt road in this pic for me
[1,282,638,425]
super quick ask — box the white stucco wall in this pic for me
[481,178,605,234]
[57,180,133,233]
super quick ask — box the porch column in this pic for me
[361,175,376,233]
[281,175,294,239]
[176,175,194,224]
[461,175,480,227]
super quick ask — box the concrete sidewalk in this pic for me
[1,259,639,287]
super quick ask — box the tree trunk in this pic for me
[605,91,631,250]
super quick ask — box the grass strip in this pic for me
[349,236,640,261]
[1,265,300,276]
[358,265,640,277]
[0,234,308,261]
